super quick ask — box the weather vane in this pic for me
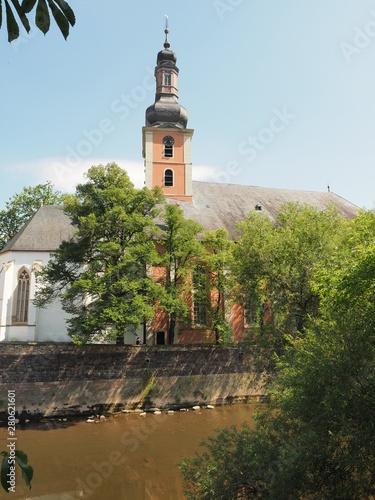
[164,14,170,49]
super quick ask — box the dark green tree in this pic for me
[202,228,233,345]
[35,163,164,344]
[181,210,375,499]
[1,0,75,42]
[155,203,204,344]
[0,181,64,250]
[232,202,345,355]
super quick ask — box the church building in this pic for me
[0,26,359,344]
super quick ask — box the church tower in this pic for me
[142,21,193,202]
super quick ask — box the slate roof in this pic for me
[0,182,359,254]
[168,181,359,237]
[0,205,75,253]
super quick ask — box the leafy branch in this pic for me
[1,450,33,493]
[0,0,75,42]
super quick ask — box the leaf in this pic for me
[10,0,31,32]
[5,0,20,41]
[47,0,68,39]
[21,465,33,489]
[15,450,28,464]
[1,452,10,493]
[35,0,49,34]
[21,0,37,13]
[54,0,75,26]
[15,452,33,490]
[1,450,33,492]
[18,462,33,488]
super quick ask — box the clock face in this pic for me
[163,136,175,147]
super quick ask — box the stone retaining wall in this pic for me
[0,344,267,418]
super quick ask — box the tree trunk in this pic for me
[215,328,220,345]
[116,334,124,345]
[168,314,176,345]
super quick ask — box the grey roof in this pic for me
[169,181,359,236]
[0,182,359,254]
[146,95,188,129]
[0,205,75,253]
[157,48,177,65]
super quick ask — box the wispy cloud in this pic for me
[5,158,145,193]
[4,158,220,193]
[191,165,221,181]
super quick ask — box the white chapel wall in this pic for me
[0,250,71,343]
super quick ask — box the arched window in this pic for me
[163,136,174,158]
[164,169,174,187]
[15,269,30,323]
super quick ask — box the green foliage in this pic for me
[232,203,344,355]
[314,209,375,327]
[202,228,233,345]
[35,163,164,343]
[156,203,204,343]
[0,0,75,42]
[1,450,33,492]
[182,323,375,497]
[0,181,64,250]
[180,424,268,499]
[181,208,375,499]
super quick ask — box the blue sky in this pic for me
[1,1,375,209]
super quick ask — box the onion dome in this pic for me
[145,19,188,129]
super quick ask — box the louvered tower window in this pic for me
[163,136,174,158]
[164,169,174,187]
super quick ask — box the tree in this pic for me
[202,228,233,345]
[232,203,344,355]
[1,0,75,42]
[181,210,375,499]
[155,203,204,344]
[35,163,164,344]
[0,181,64,250]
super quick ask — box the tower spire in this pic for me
[142,24,194,202]
[164,15,170,49]
[144,16,188,129]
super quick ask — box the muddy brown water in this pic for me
[0,404,256,500]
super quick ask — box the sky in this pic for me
[1,0,375,210]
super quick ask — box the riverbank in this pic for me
[0,344,268,420]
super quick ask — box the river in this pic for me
[0,404,256,500]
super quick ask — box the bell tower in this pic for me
[142,19,193,202]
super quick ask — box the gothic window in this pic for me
[193,266,207,326]
[15,269,30,323]
[164,169,174,187]
[163,135,174,158]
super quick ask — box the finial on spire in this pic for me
[164,14,170,49]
